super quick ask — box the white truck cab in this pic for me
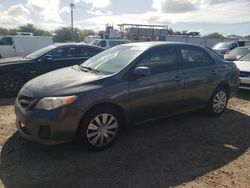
[0,33,53,58]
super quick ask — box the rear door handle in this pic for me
[173,76,183,82]
[211,70,217,75]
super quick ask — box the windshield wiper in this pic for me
[80,65,100,74]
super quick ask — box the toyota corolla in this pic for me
[15,42,239,151]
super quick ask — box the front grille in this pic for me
[18,95,36,109]
[240,71,250,78]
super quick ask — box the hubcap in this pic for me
[87,113,118,147]
[213,91,227,113]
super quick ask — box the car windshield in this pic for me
[213,42,233,50]
[81,45,148,74]
[228,48,250,56]
[25,45,56,59]
[240,53,250,61]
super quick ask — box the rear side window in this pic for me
[50,47,77,59]
[99,40,107,48]
[77,47,102,57]
[109,41,128,47]
[181,48,213,68]
[137,47,179,75]
[0,37,13,45]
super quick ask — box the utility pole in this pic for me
[70,3,75,41]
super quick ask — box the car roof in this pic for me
[53,43,104,50]
[121,41,205,48]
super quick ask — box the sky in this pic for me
[0,0,249,36]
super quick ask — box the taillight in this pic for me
[236,67,240,76]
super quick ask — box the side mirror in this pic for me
[133,66,151,77]
[43,55,53,62]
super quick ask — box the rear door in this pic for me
[179,46,218,109]
[129,46,184,123]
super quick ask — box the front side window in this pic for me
[0,37,13,45]
[136,47,179,75]
[181,48,213,68]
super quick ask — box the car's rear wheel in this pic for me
[78,106,122,151]
[0,73,25,97]
[207,87,229,116]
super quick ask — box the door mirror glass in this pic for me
[43,55,53,62]
[133,66,151,77]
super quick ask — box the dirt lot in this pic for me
[0,91,250,188]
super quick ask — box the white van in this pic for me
[0,35,53,58]
[90,39,131,49]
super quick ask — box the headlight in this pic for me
[35,96,77,110]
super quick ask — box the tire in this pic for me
[0,73,25,97]
[78,106,122,151]
[207,87,229,116]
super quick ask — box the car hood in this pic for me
[0,57,31,65]
[224,54,238,61]
[21,66,109,97]
[234,60,250,72]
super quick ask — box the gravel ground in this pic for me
[0,91,250,188]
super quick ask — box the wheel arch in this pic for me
[77,101,127,135]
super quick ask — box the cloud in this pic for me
[74,0,250,30]
[0,4,32,28]
[87,9,112,16]
[26,0,62,23]
[153,0,208,13]
[75,0,111,8]
[60,6,70,14]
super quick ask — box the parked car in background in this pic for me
[0,43,104,97]
[0,33,53,58]
[224,47,250,61]
[90,39,131,49]
[234,53,250,90]
[212,42,239,54]
[15,42,239,151]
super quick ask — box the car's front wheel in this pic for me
[0,73,25,97]
[78,106,122,151]
[207,87,229,116]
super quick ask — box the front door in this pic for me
[129,46,184,123]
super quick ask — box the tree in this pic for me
[53,27,95,42]
[245,35,250,40]
[206,32,224,39]
[0,28,9,36]
[17,24,51,36]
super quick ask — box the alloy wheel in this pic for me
[213,91,227,113]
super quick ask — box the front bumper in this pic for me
[239,77,250,90]
[15,99,82,145]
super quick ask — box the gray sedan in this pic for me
[15,42,239,151]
